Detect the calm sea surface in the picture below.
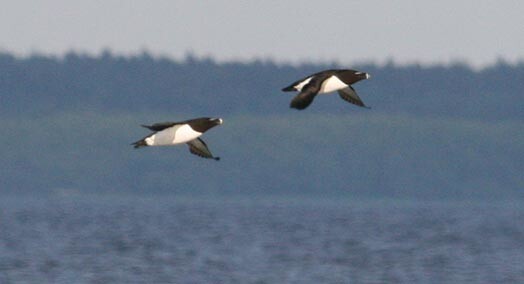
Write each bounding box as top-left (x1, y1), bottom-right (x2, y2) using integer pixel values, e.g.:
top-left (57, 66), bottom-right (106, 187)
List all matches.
top-left (0, 195), bottom-right (523, 283)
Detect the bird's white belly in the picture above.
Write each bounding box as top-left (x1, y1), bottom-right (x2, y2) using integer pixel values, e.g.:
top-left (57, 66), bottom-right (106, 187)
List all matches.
top-left (319, 76), bottom-right (348, 93)
top-left (146, 124), bottom-right (201, 146)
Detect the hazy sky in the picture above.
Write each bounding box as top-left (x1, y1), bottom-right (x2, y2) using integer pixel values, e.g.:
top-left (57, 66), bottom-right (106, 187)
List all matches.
top-left (1, 1), bottom-right (523, 68)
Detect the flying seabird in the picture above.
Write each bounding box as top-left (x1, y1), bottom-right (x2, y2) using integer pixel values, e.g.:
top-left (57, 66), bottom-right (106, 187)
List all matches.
top-left (282, 69), bottom-right (371, 110)
top-left (132, 117), bottom-right (223, 160)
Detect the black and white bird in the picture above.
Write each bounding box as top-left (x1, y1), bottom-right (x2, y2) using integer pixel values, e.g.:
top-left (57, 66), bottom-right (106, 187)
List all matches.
top-left (132, 117), bottom-right (223, 160)
top-left (282, 69), bottom-right (371, 110)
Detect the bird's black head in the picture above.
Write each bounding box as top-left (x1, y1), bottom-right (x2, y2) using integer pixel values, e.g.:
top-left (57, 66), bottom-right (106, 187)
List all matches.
top-left (355, 71), bottom-right (371, 80)
top-left (337, 69), bottom-right (371, 85)
top-left (189, 117), bottom-right (224, 133)
top-left (211, 118), bottom-right (224, 125)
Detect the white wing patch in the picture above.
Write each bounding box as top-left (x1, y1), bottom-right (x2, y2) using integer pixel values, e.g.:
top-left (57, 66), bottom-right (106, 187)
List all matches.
top-left (294, 77), bottom-right (312, 91)
top-left (146, 124), bottom-right (202, 146)
top-left (319, 75), bottom-right (348, 94)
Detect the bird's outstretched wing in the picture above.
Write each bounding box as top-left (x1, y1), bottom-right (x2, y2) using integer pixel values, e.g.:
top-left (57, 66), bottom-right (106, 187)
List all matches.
top-left (186, 138), bottom-right (220, 160)
top-left (337, 86), bottom-right (370, 108)
top-left (289, 76), bottom-right (325, 110)
top-left (141, 122), bottom-right (180, 131)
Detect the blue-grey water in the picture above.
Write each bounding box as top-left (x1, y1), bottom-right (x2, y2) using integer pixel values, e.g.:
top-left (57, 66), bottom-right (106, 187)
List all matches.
top-left (0, 196), bottom-right (523, 283)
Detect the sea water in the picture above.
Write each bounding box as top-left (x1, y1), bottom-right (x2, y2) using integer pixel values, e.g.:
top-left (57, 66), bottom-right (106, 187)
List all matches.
top-left (0, 195), bottom-right (523, 283)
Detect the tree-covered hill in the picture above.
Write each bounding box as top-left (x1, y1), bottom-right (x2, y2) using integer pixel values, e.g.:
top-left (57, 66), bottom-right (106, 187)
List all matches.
top-left (1, 51), bottom-right (523, 121)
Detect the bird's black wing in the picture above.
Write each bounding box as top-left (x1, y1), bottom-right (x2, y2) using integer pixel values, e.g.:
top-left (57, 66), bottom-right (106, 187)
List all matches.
top-left (187, 138), bottom-right (220, 160)
top-left (289, 75), bottom-right (327, 110)
top-left (141, 122), bottom-right (180, 131)
top-left (337, 86), bottom-right (370, 108)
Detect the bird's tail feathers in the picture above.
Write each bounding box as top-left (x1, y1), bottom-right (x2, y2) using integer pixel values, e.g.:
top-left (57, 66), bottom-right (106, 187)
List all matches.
top-left (131, 139), bottom-right (148, 149)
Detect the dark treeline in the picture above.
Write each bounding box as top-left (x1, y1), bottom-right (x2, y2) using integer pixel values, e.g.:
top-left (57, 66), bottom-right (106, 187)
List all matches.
top-left (1, 51), bottom-right (523, 121)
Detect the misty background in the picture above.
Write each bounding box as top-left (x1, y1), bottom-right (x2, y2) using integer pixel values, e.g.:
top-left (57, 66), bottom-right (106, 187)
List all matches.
top-left (1, 51), bottom-right (522, 200)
